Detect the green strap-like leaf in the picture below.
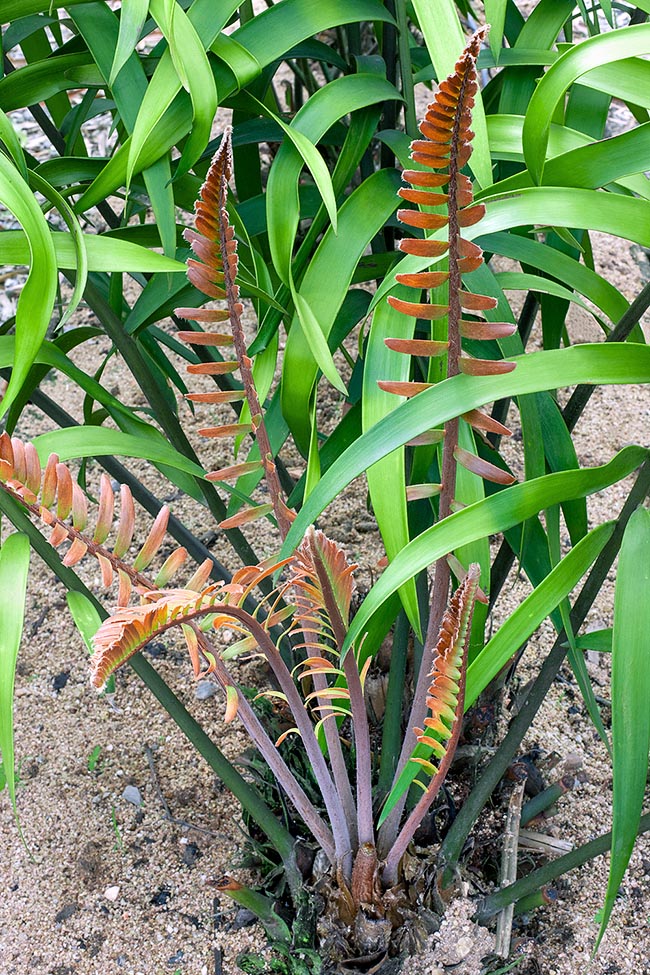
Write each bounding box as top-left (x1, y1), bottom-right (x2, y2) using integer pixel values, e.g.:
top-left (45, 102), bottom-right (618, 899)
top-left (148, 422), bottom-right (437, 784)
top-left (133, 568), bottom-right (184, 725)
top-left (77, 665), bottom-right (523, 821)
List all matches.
top-left (343, 447), bottom-right (646, 657)
top-left (523, 24), bottom-right (650, 182)
top-left (109, 0), bottom-right (150, 86)
top-left (466, 522), bottom-right (614, 705)
top-left (597, 506), bottom-right (650, 948)
top-left (32, 427), bottom-right (206, 479)
top-left (0, 153), bottom-right (57, 421)
top-left (0, 533), bottom-right (30, 824)
top-left (281, 344), bottom-right (650, 559)
top-left (0, 230), bottom-right (184, 272)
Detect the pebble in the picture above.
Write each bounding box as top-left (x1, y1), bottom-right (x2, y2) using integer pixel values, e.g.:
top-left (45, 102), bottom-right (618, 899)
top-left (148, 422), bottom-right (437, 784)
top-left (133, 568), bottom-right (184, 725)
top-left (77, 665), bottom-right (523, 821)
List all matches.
top-left (54, 903), bottom-right (78, 922)
top-left (104, 885), bottom-right (120, 902)
top-left (122, 785), bottom-right (143, 806)
top-left (52, 671), bottom-right (70, 692)
top-left (195, 680), bottom-right (219, 700)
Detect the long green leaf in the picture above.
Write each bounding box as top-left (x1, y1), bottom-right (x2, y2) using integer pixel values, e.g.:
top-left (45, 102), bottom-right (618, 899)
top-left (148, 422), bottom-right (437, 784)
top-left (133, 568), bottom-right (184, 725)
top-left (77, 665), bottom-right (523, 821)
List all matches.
top-left (466, 522), bottom-right (614, 705)
top-left (0, 230), bottom-right (184, 272)
top-left (283, 345), bottom-right (650, 558)
top-left (0, 153), bottom-right (57, 420)
top-left (0, 533), bottom-right (30, 823)
top-left (523, 24), bottom-right (650, 182)
top-left (32, 427), bottom-right (206, 479)
top-left (597, 507), bottom-right (650, 948)
top-left (109, 0), bottom-right (150, 85)
top-left (343, 448), bottom-right (646, 657)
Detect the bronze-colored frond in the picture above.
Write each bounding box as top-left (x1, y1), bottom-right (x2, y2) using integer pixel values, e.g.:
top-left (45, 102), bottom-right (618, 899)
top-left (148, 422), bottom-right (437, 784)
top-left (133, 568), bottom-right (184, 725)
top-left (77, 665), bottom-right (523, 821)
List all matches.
top-left (0, 434), bottom-right (190, 606)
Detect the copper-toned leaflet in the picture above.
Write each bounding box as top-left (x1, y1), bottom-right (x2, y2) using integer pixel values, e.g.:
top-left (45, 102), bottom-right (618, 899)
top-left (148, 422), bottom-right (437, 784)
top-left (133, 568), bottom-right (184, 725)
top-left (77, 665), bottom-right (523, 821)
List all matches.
top-left (175, 307), bottom-right (231, 323)
top-left (384, 338), bottom-right (449, 357)
top-left (459, 292), bottom-right (498, 311)
top-left (186, 360), bottom-right (239, 375)
top-left (453, 446), bottom-right (516, 485)
top-left (398, 188), bottom-right (449, 207)
top-left (459, 320), bottom-right (517, 340)
top-left (402, 170), bottom-right (449, 188)
top-left (462, 409), bottom-right (513, 438)
top-left (219, 503), bottom-right (274, 530)
top-left (198, 423), bottom-right (253, 438)
top-left (396, 270), bottom-right (450, 289)
top-left (387, 296), bottom-right (449, 320)
top-left (376, 380), bottom-right (432, 397)
top-left (186, 390), bottom-right (246, 404)
top-left (176, 331), bottom-right (233, 346)
top-left (398, 238), bottom-right (449, 258)
top-left (397, 209), bottom-right (449, 231)
top-left (459, 357), bottom-right (517, 376)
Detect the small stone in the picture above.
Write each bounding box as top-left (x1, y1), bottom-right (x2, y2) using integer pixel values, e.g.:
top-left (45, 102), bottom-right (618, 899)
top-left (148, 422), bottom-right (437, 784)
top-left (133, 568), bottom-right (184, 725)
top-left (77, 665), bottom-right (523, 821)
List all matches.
top-left (122, 785), bottom-right (143, 806)
top-left (181, 842), bottom-right (201, 868)
top-left (52, 671), bottom-right (70, 692)
top-left (104, 885), bottom-right (120, 902)
top-left (232, 907), bottom-right (257, 930)
top-left (55, 903), bottom-right (78, 922)
top-left (195, 681), bottom-right (219, 701)
top-left (151, 885), bottom-right (172, 906)
top-left (167, 950), bottom-right (184, 965)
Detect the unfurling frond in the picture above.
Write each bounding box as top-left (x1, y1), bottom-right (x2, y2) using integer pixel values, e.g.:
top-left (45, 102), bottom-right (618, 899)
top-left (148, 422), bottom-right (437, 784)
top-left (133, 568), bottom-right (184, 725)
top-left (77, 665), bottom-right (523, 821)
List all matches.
top-left (384, 27), bottom-right (517, 488)
top-left (411, 563), bottom-right (481, 777)
top-left (287, 527), bottom-right (357, 652)
top-left (89, 555), bottom-right (291, 690)
top-left (0, 434), bottom-right (190, 605)
top-left (174, 128), bottom-right (291, 537)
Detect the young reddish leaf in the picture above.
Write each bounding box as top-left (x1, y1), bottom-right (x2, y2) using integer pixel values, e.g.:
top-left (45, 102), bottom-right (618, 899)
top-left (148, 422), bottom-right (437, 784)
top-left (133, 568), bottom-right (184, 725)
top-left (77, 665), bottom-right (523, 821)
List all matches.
top-left (396, 209), bottom-right (449, 231)
top-left (387, 297), bottom-right (450, 320)
top-left (462, 409), bottom-right (512, 437)
top-left (206, 461), bottom-right (262, 482)
top-left (133, 506), bottom-right (170, 572)
top-left (219, 503), bottom-right (273, 530)
top-left (176, 331), bottom-right (234, 346)
top-left (398, 238), bottom-right (450, 258)
top-left (113, 484), bottom-right (135, 558)
top-left (384, 338), bottom-right (449, 357)
top-left (62, 537), bottom-right (88, 567)
top-left (55, 463), bottom-right (73, 521)
top-left (154, 548), bottom-right (188, 588)
top-left (97, 553), bottom-right (114, 588)
top-left (459, 320), bottom-right (517, 340)
top-left (117, 569), bottom-right (132, 607)
top-left (376, 380), bottom-right (433, 397)
top-left (93, 473), bottom-right (114, 545)
top-left (186, 390), bottom-right (247, 404)
top-left (0, 432), bottom-right (14, 481)
top-left (10, 438), bottom-right (26, 484)
top-left (453, 446), bottom-right (516, 485)
top-left (395, 270), bottom-right (450, 288)
top-left (224, 685), bottom-right (239, 723)
top-left (459, 357), bottom-right (517, 376)
top-left (407, 429), bottom-right (446, 446)
top-left (198, 423), bottom-right (253, 438)
top-left (459, 292), bottom-right (498, 311)
top-left (175, 306), bottom-right (231, 323)
top-left (406, 483), bottom-right (442, 501)
top-left (185, 558), bottom-right (214, 592)
top-left (186, 360), bottom-right (239, 375)
top-left (23, 442), bottom-right (41, 497)
top-left (71, 482), bottom-right (88, 531)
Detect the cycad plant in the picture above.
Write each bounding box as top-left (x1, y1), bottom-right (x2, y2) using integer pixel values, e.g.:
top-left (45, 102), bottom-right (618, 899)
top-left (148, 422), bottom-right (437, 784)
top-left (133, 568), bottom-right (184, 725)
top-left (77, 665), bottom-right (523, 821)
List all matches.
top-left (3, 7), bottom-right (650, 969)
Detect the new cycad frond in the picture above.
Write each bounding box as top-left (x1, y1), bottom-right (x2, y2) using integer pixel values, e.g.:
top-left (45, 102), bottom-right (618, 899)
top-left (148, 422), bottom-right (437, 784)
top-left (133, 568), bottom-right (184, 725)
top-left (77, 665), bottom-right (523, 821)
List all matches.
top-left (381, 563), bottom-right (481, 883)
top-left (174, 127), bottom-right (292, 537)
top-left (383, 25), bottom-right (517, 489)
top-left (0, 432), bottom-right (203, 606)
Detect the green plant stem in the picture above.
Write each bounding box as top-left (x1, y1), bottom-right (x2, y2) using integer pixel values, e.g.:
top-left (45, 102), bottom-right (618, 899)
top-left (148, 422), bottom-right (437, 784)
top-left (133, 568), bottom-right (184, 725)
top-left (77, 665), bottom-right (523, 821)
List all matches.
top-left (0, 489), bottom-right (301, 889)
top-left (394, 0), bottom-right (417, 137)
top-left (475, 810), bottom-right (650, 922)
top-left (437, 459), bottom-right (650, 885)
top-left (377, 610), bottom-right (409, 798)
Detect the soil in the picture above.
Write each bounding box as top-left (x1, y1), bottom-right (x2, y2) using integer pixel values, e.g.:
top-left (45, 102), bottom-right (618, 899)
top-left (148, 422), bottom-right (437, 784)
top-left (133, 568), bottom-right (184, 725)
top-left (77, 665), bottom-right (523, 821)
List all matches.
top-left (2, 33), bottom-right (650, 975)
